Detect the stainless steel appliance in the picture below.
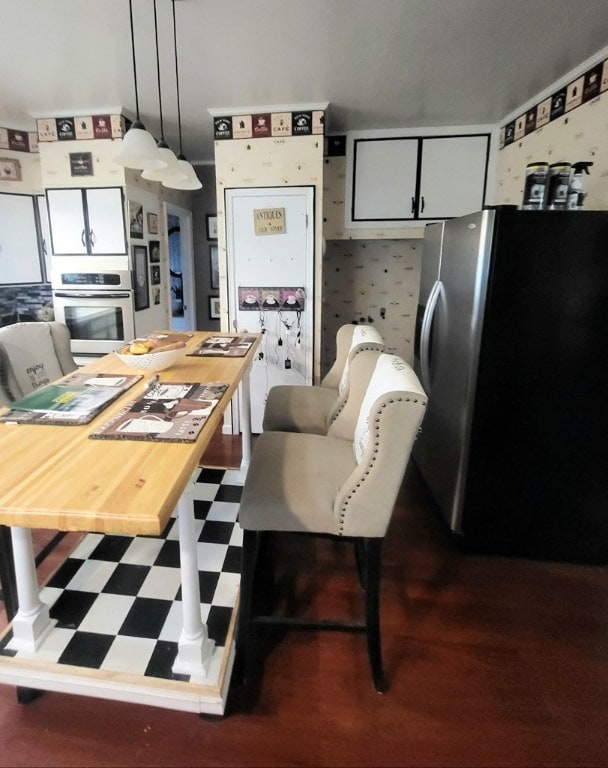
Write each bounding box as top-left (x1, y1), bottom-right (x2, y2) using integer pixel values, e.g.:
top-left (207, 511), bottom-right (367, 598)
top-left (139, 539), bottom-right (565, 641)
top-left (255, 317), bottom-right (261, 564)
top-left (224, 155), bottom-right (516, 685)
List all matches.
top-left (414, 206), bottom-right (608, 564)
top-left (51, 260), bottom-right (135, 357)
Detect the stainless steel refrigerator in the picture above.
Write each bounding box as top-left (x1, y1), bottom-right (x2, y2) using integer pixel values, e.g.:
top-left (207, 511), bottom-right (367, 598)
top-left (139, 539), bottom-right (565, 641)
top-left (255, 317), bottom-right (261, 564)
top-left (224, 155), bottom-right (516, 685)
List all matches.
top-left (413, 206), bottom-right (608, 564)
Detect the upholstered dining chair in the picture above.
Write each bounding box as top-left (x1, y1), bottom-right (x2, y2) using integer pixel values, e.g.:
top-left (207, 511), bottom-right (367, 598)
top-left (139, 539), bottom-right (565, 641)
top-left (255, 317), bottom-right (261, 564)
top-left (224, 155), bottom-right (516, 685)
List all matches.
top-left (0, 321), bottom-right (77, 401)
top-left (235, 351), bottom-right (428, 693)
top-left (262, 323), bottom-right (384, 435)
top-left (0, 321), bottom-right (77, 624)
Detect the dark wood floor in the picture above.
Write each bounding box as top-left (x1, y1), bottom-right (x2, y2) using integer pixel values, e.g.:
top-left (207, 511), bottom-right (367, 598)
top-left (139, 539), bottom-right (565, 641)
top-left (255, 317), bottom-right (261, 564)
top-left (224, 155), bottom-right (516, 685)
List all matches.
top-left (1, 425), bottom-right (608, 767)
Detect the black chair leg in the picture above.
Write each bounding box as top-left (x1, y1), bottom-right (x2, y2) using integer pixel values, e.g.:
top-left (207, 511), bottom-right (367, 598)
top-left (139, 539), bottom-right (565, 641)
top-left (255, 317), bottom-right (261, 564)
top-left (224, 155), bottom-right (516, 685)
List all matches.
top-left (354, 538), bottom-right (366, 590)
top-left (0, 525), bottom-right (18, 621)
top-left (364, 537), bottom-right (387, 693)
top-left (234, 529), bottom-right (260, 686)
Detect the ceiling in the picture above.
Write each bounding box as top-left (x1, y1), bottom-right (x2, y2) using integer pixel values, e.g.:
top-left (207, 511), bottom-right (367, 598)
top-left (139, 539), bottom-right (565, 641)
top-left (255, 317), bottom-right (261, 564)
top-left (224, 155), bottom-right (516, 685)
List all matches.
top-left (2, 0), bottom-right (608, 164)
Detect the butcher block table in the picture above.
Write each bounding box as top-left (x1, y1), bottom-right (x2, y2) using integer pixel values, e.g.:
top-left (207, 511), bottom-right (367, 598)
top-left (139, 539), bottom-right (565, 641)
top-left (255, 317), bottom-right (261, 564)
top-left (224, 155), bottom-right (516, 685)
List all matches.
top-left (0, 330), bottom-right (259, 714)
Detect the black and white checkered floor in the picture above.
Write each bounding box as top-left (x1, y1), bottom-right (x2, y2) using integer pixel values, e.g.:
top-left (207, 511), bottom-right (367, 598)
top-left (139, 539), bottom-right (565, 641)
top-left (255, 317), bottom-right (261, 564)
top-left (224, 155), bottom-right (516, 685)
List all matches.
top-left (0, 468), bottom-right (244, 705)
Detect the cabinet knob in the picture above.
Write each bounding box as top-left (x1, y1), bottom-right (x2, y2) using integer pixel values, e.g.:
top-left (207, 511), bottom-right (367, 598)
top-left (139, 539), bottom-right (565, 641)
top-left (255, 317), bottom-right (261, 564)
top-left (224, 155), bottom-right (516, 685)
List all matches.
top-left (411, 197), bottom-right (416, 214)
top-left (81, 229), bottom-right (86, 246)
top-left (421, 196), bottom-right (425, 213)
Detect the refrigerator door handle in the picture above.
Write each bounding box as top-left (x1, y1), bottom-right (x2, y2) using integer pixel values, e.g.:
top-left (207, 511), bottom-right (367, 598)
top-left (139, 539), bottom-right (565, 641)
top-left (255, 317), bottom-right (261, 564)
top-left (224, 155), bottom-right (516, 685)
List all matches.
top-left (420, 279), bottom-right (442, 391)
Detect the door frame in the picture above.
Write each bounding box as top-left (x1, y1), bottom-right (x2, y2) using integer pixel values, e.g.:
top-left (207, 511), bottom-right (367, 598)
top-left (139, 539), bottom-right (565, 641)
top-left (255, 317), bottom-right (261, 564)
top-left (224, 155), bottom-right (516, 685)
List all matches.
top-left (164, 202), bottom-right (196, 331)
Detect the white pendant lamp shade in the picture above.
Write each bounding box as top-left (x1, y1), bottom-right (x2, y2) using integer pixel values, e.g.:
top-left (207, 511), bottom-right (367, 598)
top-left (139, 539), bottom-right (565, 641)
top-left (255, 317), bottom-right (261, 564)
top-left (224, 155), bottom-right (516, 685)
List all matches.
top-left (141, 143), bottom-right (181, 181)
top-left (115, 122), bottom-right (167, 171)
top-left (162, 156), bottom-right (202, 190)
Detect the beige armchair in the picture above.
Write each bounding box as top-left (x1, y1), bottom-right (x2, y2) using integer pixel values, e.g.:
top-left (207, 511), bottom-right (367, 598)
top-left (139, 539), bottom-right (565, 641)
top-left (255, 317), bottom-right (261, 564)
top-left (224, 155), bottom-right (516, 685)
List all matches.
top-left (262, 323), bottom-right (384, 435)
top-left (236, 351), bottom-right (427, 693)
top-left (0, 321), bottom-right (77, 402)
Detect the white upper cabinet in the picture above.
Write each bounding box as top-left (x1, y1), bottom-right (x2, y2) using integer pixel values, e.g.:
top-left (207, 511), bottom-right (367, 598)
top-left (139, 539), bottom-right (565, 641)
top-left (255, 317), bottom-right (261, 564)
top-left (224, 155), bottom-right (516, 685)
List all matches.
top-left (418, 135), bottom-right (489, 220)
top-left (46, 187), bottom-right (127, 256)
top-left (0, 193), bottom-right (43, 285)
top-left (345, 129), bottom-right (490, 229)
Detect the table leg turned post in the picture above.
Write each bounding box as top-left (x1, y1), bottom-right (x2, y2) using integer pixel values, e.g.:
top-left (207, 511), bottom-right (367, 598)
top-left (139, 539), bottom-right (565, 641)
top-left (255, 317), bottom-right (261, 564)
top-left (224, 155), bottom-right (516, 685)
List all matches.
top-left (9, 527), bottom-right (55, 651)
top-left (172, 481), bottom-right (215, 677)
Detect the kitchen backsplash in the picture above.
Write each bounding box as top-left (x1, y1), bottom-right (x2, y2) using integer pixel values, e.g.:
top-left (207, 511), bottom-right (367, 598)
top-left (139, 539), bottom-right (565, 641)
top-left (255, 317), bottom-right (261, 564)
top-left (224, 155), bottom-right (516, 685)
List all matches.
top-left (0, 284), bottom-right (53, 329)
top-left (321, 239), bottom-right (420, 374)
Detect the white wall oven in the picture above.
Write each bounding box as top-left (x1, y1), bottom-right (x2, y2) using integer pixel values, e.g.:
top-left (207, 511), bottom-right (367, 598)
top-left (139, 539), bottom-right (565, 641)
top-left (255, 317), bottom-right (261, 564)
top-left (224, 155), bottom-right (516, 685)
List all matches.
top-left (51, 264), bottom-right (135, 356)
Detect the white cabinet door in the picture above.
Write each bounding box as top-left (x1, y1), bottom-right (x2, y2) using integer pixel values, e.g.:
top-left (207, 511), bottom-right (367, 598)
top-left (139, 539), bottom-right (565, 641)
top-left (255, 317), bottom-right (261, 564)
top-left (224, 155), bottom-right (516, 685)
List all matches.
top-left (0, 193), bottom-right (43, 284)
top-left (46, 188), bottom-right (88, 255)
top-left (351, 138), bottom-right (418, 221)
top-left (46, 187), bottom-right (127, 255)
top-left (418, 135), bottom-right (489, 219)
top-left (86, 187), bottom-right (127, 254)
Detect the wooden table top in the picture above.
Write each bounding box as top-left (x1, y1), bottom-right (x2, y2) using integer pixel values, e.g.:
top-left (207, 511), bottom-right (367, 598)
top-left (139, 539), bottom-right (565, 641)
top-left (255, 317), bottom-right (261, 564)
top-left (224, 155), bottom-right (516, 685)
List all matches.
top-left (0, 331), bottom-right (259, 536)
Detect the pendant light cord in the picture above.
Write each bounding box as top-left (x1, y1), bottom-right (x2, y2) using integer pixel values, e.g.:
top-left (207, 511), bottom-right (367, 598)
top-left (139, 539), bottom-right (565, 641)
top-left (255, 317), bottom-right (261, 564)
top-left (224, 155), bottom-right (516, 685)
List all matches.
top-left (172, 0), bottom-right (184, 156)
top-left (153, 0), bottom-right (165, 141)
top-left (128, 0), bottom-right (141, 120)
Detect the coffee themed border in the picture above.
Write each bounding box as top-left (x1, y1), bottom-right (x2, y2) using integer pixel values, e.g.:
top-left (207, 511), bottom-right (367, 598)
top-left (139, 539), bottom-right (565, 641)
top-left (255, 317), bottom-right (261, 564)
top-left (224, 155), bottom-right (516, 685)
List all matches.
top-left (499, 57), bottom-right (608, 149)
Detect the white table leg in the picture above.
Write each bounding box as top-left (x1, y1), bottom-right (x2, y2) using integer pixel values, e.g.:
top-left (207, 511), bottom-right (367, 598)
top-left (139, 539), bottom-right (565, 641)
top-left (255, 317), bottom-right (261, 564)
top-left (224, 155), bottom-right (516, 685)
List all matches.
top-left (172, 480), bottom-right (215, 676)
top-left (238, 361), bottom-right (253, 475)
top-left (9, 527), bottom-right (55, 652)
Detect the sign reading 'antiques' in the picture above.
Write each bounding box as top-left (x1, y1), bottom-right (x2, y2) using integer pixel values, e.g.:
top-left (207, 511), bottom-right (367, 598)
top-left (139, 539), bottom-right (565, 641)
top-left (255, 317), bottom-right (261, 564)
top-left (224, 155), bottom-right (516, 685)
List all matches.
top-left (253, 207), bottom-right (286, 236)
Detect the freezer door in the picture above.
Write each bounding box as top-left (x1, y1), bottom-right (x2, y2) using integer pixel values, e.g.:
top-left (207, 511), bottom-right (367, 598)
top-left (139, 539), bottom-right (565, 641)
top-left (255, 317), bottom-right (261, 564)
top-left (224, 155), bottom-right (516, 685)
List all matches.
top-left (413, 209), bottom-right (494, 532)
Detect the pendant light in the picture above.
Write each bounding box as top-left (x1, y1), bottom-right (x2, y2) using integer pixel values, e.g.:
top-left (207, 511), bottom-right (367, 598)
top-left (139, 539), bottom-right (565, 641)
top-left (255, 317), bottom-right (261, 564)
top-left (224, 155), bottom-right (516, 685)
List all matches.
top-left (163, 0), bottom-right (202, 190)
top-left (141, 0), bottom-right (181, 181)
top-left (115, 0), bottom-right (167, 171)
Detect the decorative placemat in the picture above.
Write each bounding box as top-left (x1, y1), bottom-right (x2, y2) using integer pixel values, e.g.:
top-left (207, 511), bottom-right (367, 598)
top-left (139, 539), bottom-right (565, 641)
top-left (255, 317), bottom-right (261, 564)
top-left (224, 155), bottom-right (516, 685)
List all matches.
top-left (187, 335), bottom-right (256, 358)
top-left (0, 373), bottom-right (142, 426)
top-left (89, 382), bottom-right (228, 443)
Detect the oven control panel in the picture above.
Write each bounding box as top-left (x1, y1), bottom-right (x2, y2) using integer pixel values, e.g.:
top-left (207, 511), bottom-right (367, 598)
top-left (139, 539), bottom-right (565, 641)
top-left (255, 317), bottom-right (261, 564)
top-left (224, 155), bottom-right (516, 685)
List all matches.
top-left (54, 270), bottom-right (132, 290)
top-left (62, 272), bottom-right (121, 286)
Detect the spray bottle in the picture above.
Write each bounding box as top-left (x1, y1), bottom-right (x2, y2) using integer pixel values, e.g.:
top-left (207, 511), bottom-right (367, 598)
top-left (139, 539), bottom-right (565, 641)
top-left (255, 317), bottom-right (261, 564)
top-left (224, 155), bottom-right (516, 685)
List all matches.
top-left (567, 162), bottom-right (594, 210)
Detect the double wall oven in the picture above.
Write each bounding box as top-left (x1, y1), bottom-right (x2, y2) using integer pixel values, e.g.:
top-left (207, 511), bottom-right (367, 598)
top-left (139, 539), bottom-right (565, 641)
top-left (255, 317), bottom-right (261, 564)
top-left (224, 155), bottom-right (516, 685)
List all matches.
top-left (51, 257), bottom-right (135, 359)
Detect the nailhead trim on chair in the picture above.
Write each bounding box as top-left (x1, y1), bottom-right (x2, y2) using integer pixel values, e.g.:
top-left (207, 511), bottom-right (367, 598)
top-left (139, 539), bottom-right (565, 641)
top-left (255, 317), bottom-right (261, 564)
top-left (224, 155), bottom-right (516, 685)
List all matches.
top-left (330, 341), bottom-right (386, 423)
top-left (337, 394), bottom-right (427, 535)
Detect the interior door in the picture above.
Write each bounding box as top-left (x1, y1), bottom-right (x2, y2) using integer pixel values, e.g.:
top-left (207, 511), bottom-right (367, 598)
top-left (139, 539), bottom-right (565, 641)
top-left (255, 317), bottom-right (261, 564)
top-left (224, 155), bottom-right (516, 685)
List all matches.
top-left (226, 186), bottom-right (314, 433)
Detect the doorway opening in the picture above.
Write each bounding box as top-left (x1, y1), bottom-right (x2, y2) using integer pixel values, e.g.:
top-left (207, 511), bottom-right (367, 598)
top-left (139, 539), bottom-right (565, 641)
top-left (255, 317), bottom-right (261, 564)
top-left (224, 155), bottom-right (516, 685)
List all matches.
top-left (165, 203), bottom-right (195, 332)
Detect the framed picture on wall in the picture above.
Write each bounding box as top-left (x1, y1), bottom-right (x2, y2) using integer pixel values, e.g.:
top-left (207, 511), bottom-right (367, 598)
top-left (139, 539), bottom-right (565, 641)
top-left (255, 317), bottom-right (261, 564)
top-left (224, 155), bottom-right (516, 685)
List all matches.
top-left (151, 264), bottom-right (161, 285)
top-left (149, 240), bottom-right (160, 263)
top-left (206, 214), bottom-right (218, 240)
top-left (129, 201), bottom-right (144, 239)
top-left (209, 296), bottom-right (220, 319)
top-left (132, 245), bottom-right (149, 311)
top-left (209, 244), bottom-right (219, 289)
top-left (147, 212), bottom-right (159, 235)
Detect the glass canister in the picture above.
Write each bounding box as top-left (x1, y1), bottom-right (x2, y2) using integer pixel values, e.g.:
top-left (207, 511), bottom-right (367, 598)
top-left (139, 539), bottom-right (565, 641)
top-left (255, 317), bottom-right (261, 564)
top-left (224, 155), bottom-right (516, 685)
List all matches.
top-left (521, 161), bottom-right (549, 209)
top-left (545, 162), bottom-right (571, 210)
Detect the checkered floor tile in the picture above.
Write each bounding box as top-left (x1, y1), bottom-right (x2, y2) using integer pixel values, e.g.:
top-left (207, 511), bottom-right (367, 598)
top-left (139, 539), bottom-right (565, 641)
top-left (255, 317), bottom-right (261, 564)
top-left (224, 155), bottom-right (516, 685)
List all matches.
top-left (0, 468), bottom-right (244, 684)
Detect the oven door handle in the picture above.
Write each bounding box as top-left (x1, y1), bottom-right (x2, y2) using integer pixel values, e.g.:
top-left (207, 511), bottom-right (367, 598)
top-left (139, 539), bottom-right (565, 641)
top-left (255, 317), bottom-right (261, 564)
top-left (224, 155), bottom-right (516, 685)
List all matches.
top-left (53, 291), bottom-right (132, 299)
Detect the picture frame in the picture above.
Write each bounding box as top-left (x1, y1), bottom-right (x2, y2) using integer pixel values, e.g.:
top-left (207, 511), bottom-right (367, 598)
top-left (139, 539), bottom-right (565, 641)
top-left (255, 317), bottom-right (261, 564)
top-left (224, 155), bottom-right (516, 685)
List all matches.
top-left (149, 240), bottom-right (160, 263)
top-left (129, 200), bottom-right (144, 239)
top-left (151, 264), bottom-right (161, 285)
top-left (209, 296), bottom-right (221, 319)
top-left (0, 157), bottom-right (22, 181)
top-left (132, 245), bottom-right (149, 311)
top-left (209, 244), bottom-right (219, 289)
top-left (206, 214), bottom-right (218, 240)
top-left (147, 212), bottom-right (159, 235)
top-left (152, 287), bottom-right (161, 306)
